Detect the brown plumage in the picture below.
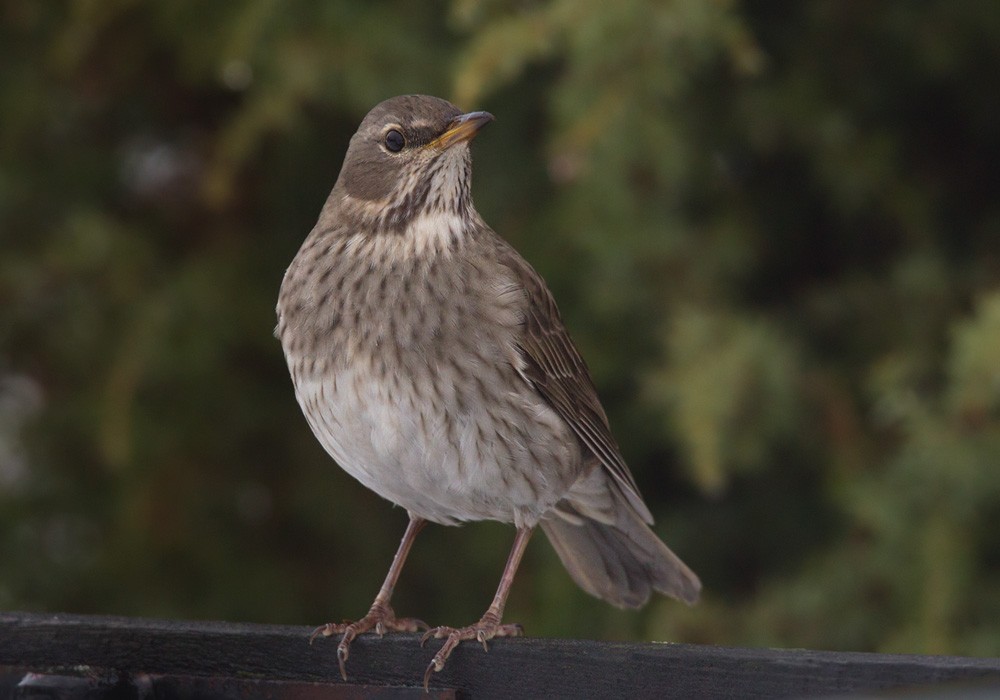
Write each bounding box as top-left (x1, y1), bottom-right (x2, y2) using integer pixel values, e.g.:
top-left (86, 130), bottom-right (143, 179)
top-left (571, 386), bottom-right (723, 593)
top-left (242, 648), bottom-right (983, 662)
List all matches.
top-left (275, 94), bottom-right (700, 687)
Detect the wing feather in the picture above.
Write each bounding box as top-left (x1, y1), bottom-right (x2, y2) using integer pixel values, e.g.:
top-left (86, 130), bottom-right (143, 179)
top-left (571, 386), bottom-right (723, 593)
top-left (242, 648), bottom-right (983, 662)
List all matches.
top-left (499, 249), bottom-right (655, 524)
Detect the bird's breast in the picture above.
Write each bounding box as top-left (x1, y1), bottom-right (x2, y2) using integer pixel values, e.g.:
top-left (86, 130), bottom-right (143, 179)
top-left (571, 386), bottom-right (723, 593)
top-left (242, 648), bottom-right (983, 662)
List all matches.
top-left (278, 224), bottom-right (581, 527)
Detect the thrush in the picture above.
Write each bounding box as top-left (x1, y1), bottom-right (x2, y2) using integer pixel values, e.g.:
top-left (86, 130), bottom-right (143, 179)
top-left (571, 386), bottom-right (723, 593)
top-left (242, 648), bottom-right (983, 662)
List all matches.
top-left (276, 94), bottom-right (700, 688)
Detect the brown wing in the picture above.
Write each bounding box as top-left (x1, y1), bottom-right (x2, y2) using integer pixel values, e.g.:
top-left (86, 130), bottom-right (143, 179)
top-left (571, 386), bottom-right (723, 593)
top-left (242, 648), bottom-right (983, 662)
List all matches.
top-left (500, 249), bottom-right (655, 525)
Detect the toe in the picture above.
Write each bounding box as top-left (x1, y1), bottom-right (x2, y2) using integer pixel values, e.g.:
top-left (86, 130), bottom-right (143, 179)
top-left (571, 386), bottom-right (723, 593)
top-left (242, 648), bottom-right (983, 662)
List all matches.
top-left (309, 622), bottom-right (341, 644)
top-left (422, 658), bottom-right (438, 691)
top-left (336, 644), bottom-right (350, 680)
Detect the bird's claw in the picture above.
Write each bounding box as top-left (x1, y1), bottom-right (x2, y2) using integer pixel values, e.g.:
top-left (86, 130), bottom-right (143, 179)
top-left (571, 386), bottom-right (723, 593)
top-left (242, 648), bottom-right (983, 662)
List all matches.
top-left (421, 619), bottom-right (523, 690)
top-left (336, 642), bottom-right (351, 680)
top-left (310, 603), bottom-right (427, 680)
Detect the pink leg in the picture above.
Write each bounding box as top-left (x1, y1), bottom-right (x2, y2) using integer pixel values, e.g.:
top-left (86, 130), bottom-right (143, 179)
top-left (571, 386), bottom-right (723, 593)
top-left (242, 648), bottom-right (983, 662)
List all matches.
top-left (421, 527), bottom-right (534, 689)
top-left (311, 516), bottom-right (428, 679)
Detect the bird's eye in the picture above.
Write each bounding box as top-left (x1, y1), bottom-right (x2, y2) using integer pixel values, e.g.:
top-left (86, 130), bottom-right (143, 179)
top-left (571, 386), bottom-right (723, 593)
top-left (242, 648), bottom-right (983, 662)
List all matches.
top-left (384, 129), bottom-right (405, 152)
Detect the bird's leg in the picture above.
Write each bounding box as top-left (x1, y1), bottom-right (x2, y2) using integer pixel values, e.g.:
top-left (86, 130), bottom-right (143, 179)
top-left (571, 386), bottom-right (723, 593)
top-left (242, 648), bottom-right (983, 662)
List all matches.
top-left (421, 527), bottom-right (533, 689)
top-left (310, 515), bottom-right (428, 679)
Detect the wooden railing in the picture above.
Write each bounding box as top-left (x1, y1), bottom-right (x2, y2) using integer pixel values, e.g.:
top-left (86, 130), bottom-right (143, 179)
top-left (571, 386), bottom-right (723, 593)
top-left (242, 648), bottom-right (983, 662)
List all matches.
top-left (2, 612), bottom-right (999, 698)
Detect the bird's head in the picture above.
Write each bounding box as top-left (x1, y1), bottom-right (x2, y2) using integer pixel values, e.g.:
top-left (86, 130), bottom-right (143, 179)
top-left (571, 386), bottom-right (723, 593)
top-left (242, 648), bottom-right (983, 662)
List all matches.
top-left (331, 95), bottom-right (494, 234)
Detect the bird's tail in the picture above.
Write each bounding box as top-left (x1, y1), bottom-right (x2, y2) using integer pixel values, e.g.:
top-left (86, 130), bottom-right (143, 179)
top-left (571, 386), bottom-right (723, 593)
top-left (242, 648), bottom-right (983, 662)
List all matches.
top-left (540, 499), bottom-right (701, 609)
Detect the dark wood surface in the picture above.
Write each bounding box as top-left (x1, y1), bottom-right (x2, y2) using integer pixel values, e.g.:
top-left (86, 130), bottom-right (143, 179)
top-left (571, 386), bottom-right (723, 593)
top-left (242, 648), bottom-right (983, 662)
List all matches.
top-left (1, 611), bottom-right (999, 698)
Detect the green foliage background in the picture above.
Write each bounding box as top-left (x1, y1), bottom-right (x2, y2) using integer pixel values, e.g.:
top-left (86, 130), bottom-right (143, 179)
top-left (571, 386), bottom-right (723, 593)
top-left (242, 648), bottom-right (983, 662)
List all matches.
top-left (2, 1), bottom-right (999, 656)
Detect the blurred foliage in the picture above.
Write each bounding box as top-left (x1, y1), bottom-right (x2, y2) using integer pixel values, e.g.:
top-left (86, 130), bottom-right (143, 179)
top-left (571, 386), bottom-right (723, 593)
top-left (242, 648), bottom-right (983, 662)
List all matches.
top-left (2, 0), bottom-right (999, 658)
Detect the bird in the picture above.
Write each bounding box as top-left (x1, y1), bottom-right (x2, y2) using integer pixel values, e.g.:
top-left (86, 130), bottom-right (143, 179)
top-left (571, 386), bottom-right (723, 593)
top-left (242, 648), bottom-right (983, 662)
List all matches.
top-left (275, 94), bottom-right (700, 688)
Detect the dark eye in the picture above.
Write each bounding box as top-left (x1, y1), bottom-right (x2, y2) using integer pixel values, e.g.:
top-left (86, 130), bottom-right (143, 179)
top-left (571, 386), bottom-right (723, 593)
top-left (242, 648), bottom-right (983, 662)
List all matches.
top-left (384, 129), bottom-right (405, 152)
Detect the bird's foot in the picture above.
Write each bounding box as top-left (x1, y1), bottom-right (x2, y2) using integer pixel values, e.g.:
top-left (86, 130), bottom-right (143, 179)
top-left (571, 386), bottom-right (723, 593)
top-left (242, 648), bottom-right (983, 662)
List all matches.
top-left (310, 601), bottom-right (427, 680)
top-left (420, 612), bottom-right (523, 689)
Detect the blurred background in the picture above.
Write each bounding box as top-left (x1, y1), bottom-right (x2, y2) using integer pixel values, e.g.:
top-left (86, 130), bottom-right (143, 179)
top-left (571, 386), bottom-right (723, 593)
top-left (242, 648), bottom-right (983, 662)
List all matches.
top-left (2, 0), bottom-right (1000, 657)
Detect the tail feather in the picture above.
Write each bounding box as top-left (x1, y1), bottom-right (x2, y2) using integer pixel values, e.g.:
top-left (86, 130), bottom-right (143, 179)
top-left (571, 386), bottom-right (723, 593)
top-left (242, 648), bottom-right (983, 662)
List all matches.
top-left (541, 504), bottom-right (701, 609)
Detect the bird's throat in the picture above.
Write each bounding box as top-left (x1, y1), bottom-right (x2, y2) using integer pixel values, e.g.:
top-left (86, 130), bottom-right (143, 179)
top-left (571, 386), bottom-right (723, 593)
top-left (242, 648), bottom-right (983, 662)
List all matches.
top-left (344, 211), bottom-right (471, 261)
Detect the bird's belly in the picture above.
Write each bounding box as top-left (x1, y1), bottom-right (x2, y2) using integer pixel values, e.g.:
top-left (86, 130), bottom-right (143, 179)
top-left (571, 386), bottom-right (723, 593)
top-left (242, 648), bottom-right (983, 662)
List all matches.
top-left (292, 358), bottom-right (579, 528)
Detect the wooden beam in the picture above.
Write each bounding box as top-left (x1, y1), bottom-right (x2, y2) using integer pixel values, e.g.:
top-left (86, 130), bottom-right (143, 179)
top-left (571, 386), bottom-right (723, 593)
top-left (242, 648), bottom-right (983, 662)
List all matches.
top-left (1, 612), bottom-right (999, 698)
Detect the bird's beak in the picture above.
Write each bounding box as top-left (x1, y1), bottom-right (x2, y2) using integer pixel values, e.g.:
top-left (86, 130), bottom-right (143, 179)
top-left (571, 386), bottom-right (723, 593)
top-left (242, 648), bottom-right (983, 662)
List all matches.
top-left (428, 111), bottom-right (494, 150)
